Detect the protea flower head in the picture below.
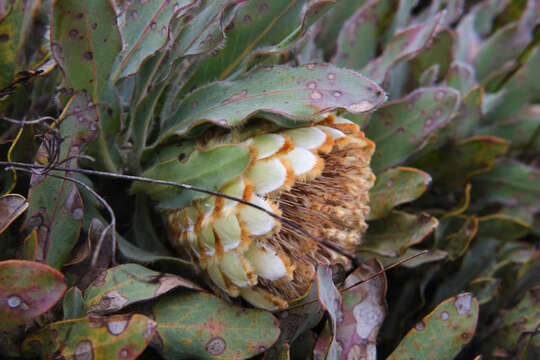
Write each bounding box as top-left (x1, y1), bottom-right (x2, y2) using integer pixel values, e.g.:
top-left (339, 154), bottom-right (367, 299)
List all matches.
top-left (166, 114), bottom-right (375, 310)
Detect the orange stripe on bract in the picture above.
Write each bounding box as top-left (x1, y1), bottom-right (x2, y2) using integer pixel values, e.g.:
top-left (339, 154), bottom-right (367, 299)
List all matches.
top-left (315, 128), bottom-right (335, 154)
top-left (273, 136), bottom-right (294, 157)
top-left (242, 179), bottom-right (254, 202)
top-left (212, 227), bottom-right (224, 259)
top-left (277, 158), bottom-right (295, 193)
top-left (238, 224), bottom-right (252, 251)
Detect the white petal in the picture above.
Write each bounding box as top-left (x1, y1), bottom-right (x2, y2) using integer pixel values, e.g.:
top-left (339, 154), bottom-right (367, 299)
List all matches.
top-left (199, 222), bottom-right (216, 256)
top-left (317, 125), bottom-right (346, 139)
top-left (246, 133), bottom-right (286, 159)
top-left (213, 213), bottom-right (242, 251)
top-left (219, 252), bottom-right (255, 287)
top-left (333, 116), bottom-right (355, 125)
top-left (220, 177), bottom-right (245, 211)
top-left (239, 288), bottom-right (283, 310)
top-left (246, 158), bottom-right (287, 194)
top-left (238, 195), bottom-right (275, 236)
top-left (282, 127), bottom-right (326, 149)
top-left (198, 196), bottom-right (215, 218)
top-left (207, 262), bottom-right (228, 292)
top-left (281, 147), bottom-right (317, 175)
top-left (245, 245), bottom-right (287, 280)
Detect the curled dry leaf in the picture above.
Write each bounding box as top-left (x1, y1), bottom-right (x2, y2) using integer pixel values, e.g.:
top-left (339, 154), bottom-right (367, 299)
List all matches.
top-left (85, 263), bottom-right (203, 314)
top-left (0, 194), bottom-right (28, 234)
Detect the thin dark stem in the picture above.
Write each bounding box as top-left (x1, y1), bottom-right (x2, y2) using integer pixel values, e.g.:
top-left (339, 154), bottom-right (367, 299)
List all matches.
top-left (1, 161), bottom-right (356, 262)
top-left (284, 250), bottom-right (429, 311)
top-left (8, 166), bottom-right (117, 266)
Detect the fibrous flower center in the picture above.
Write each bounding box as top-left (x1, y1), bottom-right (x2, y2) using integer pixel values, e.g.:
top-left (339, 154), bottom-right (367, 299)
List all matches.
top-left (167, 114), bottom-right (375, 309)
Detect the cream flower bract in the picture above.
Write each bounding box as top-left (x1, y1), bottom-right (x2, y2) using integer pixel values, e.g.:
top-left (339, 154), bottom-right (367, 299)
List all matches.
top-left (166, 114), bottom-right (375, 310)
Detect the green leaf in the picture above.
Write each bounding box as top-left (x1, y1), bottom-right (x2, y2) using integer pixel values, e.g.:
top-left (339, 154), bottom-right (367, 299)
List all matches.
top-left (173, 0), bottom-right (336, 102)
top-left (84, 263), bottom-right (202, 314)
top-left (168, 0), bottom-right (232, 61)
top-left (24, 92), bottom-right (98, 268)
top-left (133, 144), bottom-right (252, 209)
top-left (153, 291), bottom-right (280, 359)
top-left (437, 215), bottom-right (478, 261)
top-left (362, 12), bottom-right (444, 84)
top-left (387, 293), bottom-right (479, 359)
top-left (361, 211), bottom-right (438, 257)
top-left (413, 136), bottom-right (508, 188)
top-left (0, 193), bottom-right (27, 234)
top-left (0, 0), bottom-right (24, 89)
top-left (366, 87), bottom-right (460, 172)
top-left (467, 277), bottom-right (500, 305)
top-left (0, 260), bottom-right (66, 330)
top-left (21, 314), bottom-right (157, 360)
top-left (481, 285), bottom-right (540, 356)
top-left (477, 105), bottom-right (540, 151)
top-left (265, 282), bottom-right (323, 359)
top-left (446, 61), bottom-right (477, 94)
top-left (475, 0), bottom-right (538, 84)
top-left (454, 0), bottom-right (508, 64)
top-left (116, 235), bottom-right (195, 275)
top-left (50, 0), bottom-right (123, 171)
top-left (473, 160), bottom-right (540, 208)
top-left (159, 64), bottom-right (386, 141)
top-left (332, 0), bottom-right (399, 70)
top-left (110, 0), bottom-right (194, 80)
top-left (63, 287), bottom-right (85, 320)
top-left (475, 214), bottom-right (530, 242)
top-left (486, 47), bottom-right (540, 123)
top-left (376, 248), bottom-right (448, 269)
top-left (407, 30), bottom-right (454, 90)
top-left (315, 0), bottom-right (369, 56)
top-left (337, 259), bottom-right (387, 359)
top-left (50, 0), bottom-right (121, 99)
top-left (368, 166), bottom-right (431, 220)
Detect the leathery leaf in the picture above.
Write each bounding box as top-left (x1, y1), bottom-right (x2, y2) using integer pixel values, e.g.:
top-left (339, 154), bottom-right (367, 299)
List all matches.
top-left (368, 167), bottom-right (431, 220)
top-left (361, 211), bottom-right (438, 257)
top-left (24, 92), bottom-right (97, 269)
top-left (132, 144), bottom-right (252, 209)
top-left (84, 263), bottom-right (203, 314)
top-left (387, 293), bottom-right (479, 359)
top-left (337, 259), bottom-right (387, 360)
top-left (365, 87), bottom-right (460, 172)
top-left (314, 265), bottom-right (342, 360)
top-left (50, 0), bottom-right (121, 99)
top-left (21, 314), bottom-right (156, 359)
top-left (153, 291), bottom-right (280, 359)
top-left (0, 193), bottom-right (28, 234)
top-left (159, 63), bottom-right (386, 141)
top-left (0, 260), bottom-right (66, 330)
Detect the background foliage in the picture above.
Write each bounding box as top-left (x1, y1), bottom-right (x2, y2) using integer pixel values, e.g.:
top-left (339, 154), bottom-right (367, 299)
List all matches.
top-left (0, 0), bottom-right (539, 359)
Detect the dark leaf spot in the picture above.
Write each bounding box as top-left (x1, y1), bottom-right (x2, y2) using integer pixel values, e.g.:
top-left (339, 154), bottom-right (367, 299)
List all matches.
top-left (69, 29), bottom-right (79, 39)
top-left (243, 14), bottom-right (252, 24)
top-left (75, 13), bottom-right (83, 19)
top-left (259, 3), bottom-right (268, 13)
top-left (131, 10), bottom-right (139, 21)
top-left (206, 337), bottom-right (226, 356)
top-left (91, 23), bottom-right (97, 30)
top-left (0, 33), bottom-right (9, 42)
top-left (82, 52), bottom-right (93, 61)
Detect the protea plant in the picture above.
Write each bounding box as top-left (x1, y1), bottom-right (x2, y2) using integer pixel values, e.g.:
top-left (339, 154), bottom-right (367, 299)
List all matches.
top-left (164, 114), bottom-right (376, 309)
top-left (0, 0), bottom-right (539, 359)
